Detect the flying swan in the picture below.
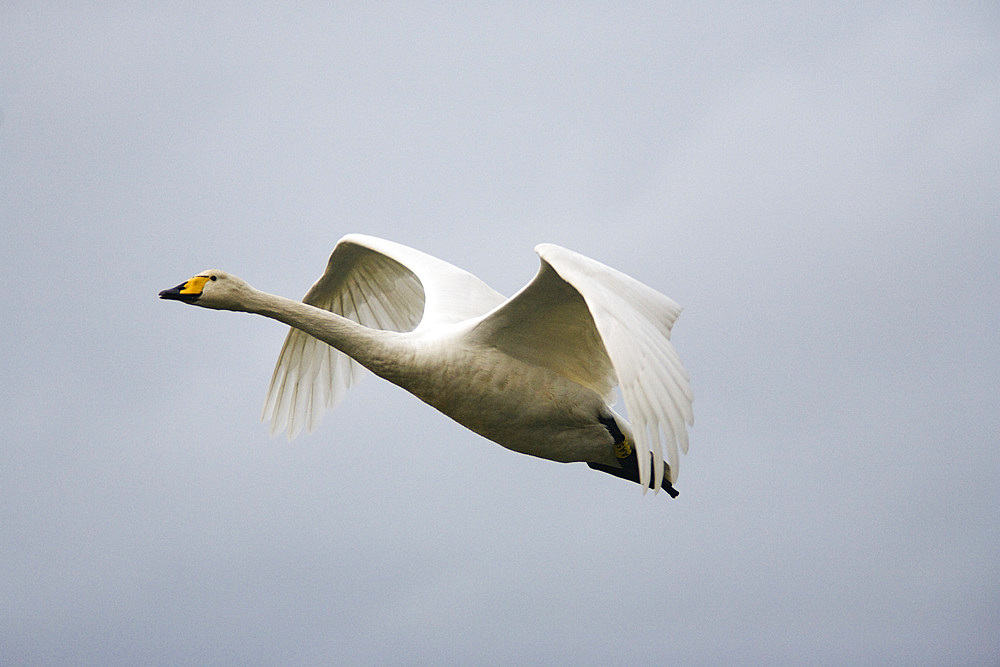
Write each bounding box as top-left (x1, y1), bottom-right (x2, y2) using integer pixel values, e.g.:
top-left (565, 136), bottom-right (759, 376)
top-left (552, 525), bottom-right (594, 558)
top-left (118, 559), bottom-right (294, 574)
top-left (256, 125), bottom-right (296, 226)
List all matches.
top-left (159, 234), bottom-right (693, 495)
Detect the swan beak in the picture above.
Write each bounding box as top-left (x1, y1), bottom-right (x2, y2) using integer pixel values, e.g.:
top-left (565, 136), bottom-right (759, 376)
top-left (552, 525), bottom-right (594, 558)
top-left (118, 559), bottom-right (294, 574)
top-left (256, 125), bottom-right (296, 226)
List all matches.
top-left (159, 275), bottom-right (208, 303)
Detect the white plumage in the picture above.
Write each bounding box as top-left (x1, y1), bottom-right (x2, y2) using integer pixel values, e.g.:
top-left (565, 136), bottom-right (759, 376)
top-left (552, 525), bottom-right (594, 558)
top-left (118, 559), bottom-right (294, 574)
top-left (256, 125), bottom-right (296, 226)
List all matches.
top-left (160, 234), bottom-right (693, 494)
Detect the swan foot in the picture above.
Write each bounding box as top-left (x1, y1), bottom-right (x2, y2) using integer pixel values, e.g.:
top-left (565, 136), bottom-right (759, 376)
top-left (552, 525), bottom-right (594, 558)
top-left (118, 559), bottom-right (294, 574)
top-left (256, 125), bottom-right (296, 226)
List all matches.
top-left (592, 416), bottom-right (679, 497)
top-left (587, 461), bottom-right (679, 497)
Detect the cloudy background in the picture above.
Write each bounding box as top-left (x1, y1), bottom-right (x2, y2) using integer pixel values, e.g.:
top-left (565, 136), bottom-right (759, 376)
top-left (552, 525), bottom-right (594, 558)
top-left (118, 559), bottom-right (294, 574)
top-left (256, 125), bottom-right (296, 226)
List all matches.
top-left (2, 3), bottom-right (997, 664)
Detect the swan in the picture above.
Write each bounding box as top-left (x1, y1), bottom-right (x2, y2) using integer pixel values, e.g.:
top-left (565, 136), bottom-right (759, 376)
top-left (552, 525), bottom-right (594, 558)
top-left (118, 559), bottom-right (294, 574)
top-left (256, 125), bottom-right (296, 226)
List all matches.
top-left (159, 234), bottom-right (693, 495)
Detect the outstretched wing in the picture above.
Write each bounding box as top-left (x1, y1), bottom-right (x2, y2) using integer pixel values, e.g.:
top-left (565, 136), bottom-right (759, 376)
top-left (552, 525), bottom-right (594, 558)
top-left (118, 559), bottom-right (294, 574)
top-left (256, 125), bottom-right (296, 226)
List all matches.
top-left (469, 244), bottom-right (693, 490)
top-left (262, 234), bottom-right (506, 439)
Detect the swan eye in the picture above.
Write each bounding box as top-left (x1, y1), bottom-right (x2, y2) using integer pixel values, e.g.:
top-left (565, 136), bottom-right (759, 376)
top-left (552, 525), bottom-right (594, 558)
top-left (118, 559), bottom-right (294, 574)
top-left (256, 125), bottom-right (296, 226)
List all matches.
top-left (210, 275), bottom-right (218, 281)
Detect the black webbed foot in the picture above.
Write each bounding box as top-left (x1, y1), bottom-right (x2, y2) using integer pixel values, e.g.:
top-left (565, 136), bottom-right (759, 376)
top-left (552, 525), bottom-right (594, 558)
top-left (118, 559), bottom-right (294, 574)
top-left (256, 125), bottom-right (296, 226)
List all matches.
top-left (587, 461), bottom-right (679, 497)
top-left (592, 416), bottom-right (679, 497)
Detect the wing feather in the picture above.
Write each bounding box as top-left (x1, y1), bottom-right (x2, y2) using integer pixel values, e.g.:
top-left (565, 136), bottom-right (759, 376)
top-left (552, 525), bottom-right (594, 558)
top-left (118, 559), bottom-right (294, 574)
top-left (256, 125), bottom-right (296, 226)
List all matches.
top-left (470, 243), bottom-right (693, 490)
top-left (262, 234), bottom-right (505, 439)
top-left (469, 262), bottom-right (617, 402)
top-left (536, 243), bottom-right (693, 489)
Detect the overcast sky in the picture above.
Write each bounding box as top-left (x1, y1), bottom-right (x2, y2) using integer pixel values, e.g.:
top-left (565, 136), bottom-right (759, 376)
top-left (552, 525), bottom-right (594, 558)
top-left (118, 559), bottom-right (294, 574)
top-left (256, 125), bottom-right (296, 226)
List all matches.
top-left (2, 3), bottom-right (998, 664)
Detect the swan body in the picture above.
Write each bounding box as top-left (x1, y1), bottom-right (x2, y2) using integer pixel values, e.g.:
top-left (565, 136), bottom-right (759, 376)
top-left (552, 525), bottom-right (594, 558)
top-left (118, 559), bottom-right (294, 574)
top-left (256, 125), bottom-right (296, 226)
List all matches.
top-left (159, 234), bottom-right (693, 494)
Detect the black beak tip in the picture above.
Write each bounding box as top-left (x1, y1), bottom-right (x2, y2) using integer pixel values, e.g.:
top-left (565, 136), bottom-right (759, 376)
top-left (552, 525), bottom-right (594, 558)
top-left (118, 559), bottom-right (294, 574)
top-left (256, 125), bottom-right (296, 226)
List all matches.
top-left (159, 283), bottom-right (193, 301)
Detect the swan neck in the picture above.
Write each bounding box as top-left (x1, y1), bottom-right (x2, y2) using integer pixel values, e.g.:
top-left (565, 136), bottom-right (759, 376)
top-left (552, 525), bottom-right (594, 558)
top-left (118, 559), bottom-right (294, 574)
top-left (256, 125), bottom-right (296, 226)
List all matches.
top-left (244, 288), bottom-right (400, 372)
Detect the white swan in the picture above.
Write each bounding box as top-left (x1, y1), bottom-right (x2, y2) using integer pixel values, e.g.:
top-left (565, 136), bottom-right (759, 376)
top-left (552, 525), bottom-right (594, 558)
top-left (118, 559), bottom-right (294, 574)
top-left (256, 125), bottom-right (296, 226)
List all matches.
top-left (159, 234), bottom-right (693, 495)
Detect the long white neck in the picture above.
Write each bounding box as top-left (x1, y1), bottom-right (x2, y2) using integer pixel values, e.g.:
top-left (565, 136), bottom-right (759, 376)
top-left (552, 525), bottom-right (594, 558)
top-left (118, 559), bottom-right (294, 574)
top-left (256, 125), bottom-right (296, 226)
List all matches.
top-left (238, 287), bottom-right (406, 378)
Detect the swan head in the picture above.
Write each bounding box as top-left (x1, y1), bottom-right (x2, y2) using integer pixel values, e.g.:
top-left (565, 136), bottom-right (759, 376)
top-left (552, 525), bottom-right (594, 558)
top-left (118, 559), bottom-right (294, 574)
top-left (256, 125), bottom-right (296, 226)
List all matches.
top-left (159, 270), bottom-right (251, 311)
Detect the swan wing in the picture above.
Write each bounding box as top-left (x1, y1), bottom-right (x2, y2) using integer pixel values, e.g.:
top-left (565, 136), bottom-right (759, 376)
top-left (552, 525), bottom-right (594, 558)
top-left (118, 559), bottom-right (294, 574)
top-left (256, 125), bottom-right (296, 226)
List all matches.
top-left (263, 234), bottom-right (506, 439)
top-left (470, 244), bottom-right (693, 490)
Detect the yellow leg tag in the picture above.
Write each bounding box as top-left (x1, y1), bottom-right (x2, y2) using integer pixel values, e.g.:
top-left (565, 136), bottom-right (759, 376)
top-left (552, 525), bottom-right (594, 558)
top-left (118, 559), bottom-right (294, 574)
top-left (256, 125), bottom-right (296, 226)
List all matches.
top-left (614, 438), bottom-right (632, 460)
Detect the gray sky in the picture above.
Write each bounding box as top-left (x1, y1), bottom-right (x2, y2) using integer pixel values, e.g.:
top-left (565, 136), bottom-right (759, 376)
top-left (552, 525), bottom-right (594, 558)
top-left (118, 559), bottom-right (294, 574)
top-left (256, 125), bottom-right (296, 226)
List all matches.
top-left (2, 3), bottom-right (998, 664)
